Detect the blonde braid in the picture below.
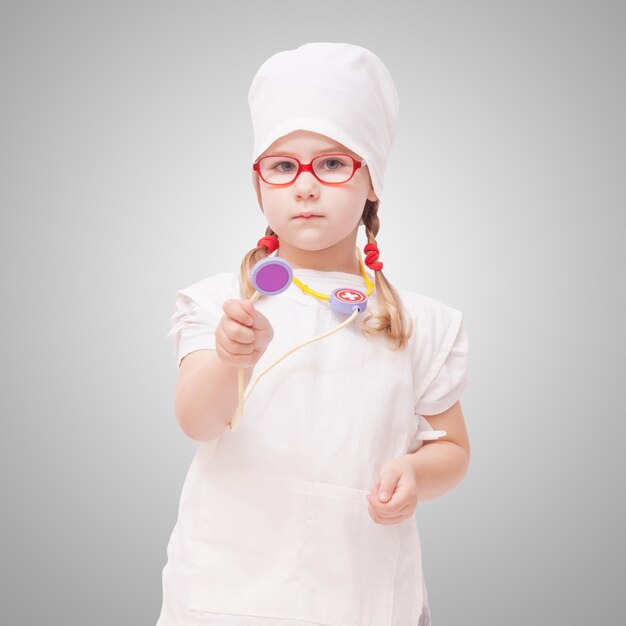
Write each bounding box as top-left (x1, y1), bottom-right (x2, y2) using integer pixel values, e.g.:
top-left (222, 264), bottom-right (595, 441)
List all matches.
top-left (357, 199), bottom-right (414, 350)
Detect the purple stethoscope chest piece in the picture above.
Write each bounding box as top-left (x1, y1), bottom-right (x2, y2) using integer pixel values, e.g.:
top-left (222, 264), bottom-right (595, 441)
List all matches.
top-left (250, 257), bottom-right (293, 295)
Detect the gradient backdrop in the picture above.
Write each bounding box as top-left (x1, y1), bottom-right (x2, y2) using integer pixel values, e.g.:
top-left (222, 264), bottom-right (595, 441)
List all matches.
top-left (1, 1), bottom-right (624, 624)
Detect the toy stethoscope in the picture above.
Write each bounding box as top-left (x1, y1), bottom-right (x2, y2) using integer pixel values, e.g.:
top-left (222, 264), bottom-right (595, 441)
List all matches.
top-left (228, 245), bottom-right (447, 443)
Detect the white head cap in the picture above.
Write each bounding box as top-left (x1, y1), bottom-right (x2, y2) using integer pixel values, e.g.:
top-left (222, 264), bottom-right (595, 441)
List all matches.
top-left (248, 42), bottom-right (400, 201)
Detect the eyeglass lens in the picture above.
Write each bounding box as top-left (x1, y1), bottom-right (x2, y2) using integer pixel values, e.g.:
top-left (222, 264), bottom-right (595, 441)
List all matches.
top-left (258, 155), bottom-right (354, 184)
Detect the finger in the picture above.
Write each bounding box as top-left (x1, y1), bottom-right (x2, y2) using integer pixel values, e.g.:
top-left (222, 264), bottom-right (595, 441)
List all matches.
top-left (216, 323), bottom-right (255, 355)
top-left (242, 298), bottom-right (268, 330)
top-left (223, 299), bottom-right (254, 327)
top-left (367, 501), bottom-right (411, 525)
top-left (240, 298), bottom-right (258, 322)
top-left (366, 493), bottom-right (397, 517)
top-left (222, 316), bottom-right (256, 345)
top-left (376, 479), bottom-right (395, 504)
top-left (366, 483), bottom-right (386, 508)
top-left (367, 503), bottom-right (383, 523)
top-left (366, 490), bottom-right (405, 517)
top-left (370, 481), bottom-right (396, 506)
top-left (367, 496), bottom-right (413, 521)
top-left (370, 502), bottom-right (413, 526)
top-left (215, 341), bottom-right (256, 368)
top-left (379, 500), bottom-right (414, 519)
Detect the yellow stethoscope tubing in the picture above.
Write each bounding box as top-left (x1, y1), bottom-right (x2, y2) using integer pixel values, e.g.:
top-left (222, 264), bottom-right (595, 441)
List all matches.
top-left (291, 254), bottom-right (374, 300)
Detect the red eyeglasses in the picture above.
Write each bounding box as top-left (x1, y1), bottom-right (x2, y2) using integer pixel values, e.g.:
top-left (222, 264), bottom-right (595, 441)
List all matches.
top-left (253, 153), bottom-right (366, 186)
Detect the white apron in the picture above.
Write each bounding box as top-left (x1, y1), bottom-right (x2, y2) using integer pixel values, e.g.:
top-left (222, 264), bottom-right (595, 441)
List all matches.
top-left (157, 268), bottom-right (465, 626)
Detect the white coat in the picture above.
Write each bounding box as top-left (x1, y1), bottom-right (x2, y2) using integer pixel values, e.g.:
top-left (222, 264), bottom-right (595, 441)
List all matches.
top-left (157, 268), bottom-right (469, 626)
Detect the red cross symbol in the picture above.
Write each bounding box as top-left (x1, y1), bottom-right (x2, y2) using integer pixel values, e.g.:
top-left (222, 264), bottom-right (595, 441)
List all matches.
top-left (336, 289), bottom-right (365, 303)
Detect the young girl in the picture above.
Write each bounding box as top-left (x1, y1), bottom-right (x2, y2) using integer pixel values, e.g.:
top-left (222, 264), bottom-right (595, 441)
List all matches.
top-left (157, 42), bottom-right (470, 626)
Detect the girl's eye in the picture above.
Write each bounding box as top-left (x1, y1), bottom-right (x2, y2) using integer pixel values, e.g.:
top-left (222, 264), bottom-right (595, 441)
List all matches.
top-left (320, 158), bottom-right (346, 170)
top-left (275, 161), bottom-right (296, 172)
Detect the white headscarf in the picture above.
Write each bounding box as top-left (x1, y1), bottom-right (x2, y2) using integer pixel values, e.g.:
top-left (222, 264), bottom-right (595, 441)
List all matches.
top-left (248, 42), bottom-right (400, 201)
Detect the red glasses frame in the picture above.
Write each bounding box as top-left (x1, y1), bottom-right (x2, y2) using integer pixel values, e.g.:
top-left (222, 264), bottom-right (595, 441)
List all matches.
top-left (252, 153), bottom-right (366, 187)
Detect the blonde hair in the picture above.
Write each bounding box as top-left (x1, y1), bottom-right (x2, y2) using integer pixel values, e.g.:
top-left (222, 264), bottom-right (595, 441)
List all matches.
top-left (239, 199), bottom-right (414, 350)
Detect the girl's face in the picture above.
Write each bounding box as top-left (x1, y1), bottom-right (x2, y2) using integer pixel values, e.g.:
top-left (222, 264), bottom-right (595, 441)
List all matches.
top-left (252, 130), bottom-right (378, 273)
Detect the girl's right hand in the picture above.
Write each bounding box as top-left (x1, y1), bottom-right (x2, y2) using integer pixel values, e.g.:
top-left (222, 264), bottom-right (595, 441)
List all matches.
top-left (215, 298), bottom-right (274, 368)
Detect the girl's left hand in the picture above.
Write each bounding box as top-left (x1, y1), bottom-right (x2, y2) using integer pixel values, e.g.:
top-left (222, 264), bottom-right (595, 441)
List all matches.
top-left (366, 455), bottom-right (418, 525)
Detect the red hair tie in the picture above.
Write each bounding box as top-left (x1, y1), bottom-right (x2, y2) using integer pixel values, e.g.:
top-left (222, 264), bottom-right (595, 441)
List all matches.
top-left (257, 235), bottom-right (279, 254)
top-left (363, 242), bottom-right (383, 271)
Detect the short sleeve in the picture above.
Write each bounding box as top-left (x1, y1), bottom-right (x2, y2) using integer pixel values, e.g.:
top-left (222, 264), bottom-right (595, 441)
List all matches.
top-left (414, 317), bottom-right (469, 416)
top-left (166, 272), bottom-right (242, 368)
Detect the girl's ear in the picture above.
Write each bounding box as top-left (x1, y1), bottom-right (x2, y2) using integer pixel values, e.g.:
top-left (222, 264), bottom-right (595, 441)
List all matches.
top-left (251, 171), bottom-right (264, 211)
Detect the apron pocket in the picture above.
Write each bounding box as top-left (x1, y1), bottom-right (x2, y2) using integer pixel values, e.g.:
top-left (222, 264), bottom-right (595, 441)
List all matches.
top-left (188, 471), bottom-right (310, 619)
top-left (295, 479), bottom-right (401, 626)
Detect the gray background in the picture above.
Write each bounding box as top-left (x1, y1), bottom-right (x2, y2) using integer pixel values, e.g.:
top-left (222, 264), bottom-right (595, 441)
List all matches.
top-left (1, 1), bottom-right (624, 624)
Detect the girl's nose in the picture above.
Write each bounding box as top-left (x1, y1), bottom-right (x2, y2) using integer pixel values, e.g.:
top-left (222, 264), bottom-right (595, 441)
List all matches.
top-left (293, 171), bottom-right (319, 199)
